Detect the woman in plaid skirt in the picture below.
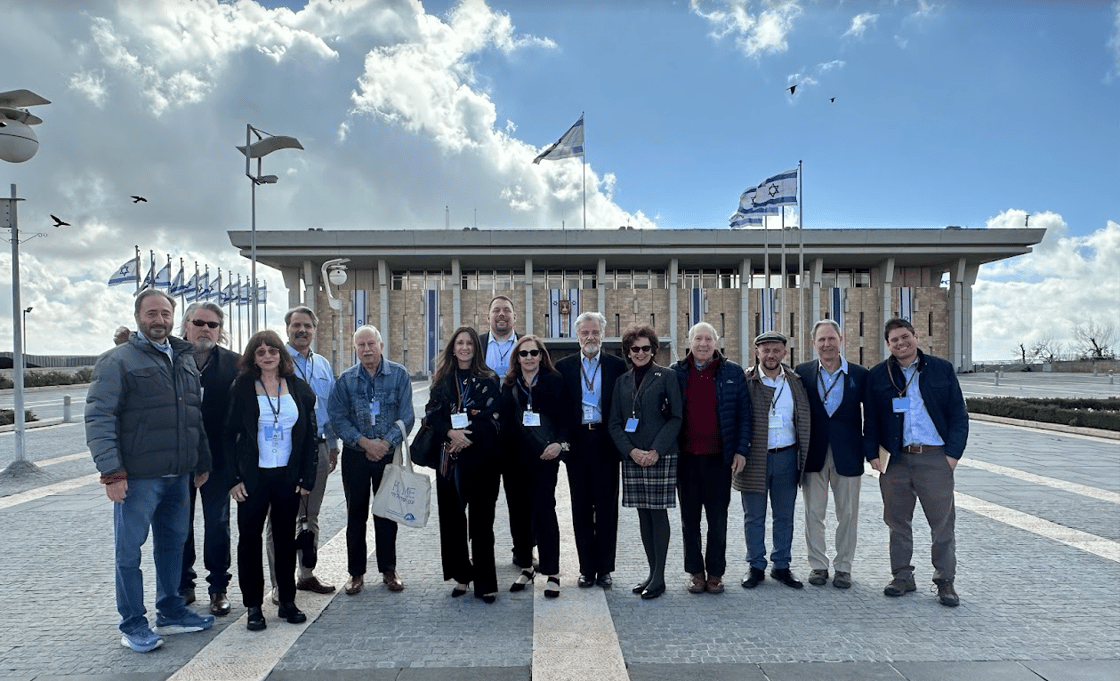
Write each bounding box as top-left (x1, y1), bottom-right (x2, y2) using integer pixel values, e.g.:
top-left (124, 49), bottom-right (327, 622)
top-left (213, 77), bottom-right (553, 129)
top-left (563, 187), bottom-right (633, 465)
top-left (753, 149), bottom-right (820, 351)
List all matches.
top-left (608, 324), bottom-right (683, 599)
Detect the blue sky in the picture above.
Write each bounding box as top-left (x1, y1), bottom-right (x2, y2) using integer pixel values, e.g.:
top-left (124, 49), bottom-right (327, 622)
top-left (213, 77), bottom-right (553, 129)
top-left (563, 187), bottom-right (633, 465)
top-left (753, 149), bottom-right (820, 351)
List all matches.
top-left (1, 0), bottom-right (1117, 360)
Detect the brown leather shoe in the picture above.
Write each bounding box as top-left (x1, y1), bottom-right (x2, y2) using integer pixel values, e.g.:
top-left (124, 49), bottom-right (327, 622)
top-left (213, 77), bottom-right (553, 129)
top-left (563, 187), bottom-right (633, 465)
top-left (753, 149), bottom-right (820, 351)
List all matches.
top-left (209, 592), bottom-right (231, 616)
top-left (706, 575), bottom-right (724, 594)
top-left (687, 573), bottom-right (707, 594)
top-left (296, 576), bottom-right (337, 594)
top-left (344, 575), bottom-right (364, 595)
top-left (382, 571), bottom-right (404, 592)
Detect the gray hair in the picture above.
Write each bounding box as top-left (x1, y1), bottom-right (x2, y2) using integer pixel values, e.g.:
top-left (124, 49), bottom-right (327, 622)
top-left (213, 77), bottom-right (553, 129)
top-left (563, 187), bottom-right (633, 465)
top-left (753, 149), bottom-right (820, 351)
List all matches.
top-left (181, 301), bottom-right (229, 344)
top-left (285, 305), bottom-right (319, 327)
top-left (687, 321), bottom-right (719, 343)
top-left (574, 311), bottom-right (607, 334)
top-left (353, 324), bottom-right (382, 344)
top-left (811, 319), bottom-right (842, 340)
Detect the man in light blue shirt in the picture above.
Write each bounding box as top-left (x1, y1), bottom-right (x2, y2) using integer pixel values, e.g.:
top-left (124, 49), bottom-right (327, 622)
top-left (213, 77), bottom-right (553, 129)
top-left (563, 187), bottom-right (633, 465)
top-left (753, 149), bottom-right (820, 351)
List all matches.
top-left (328, 325), bottom-right (415, 595)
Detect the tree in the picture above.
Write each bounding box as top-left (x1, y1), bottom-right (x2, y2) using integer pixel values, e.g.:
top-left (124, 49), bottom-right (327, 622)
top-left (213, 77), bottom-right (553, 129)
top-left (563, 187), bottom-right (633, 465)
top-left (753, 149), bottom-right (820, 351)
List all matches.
top-left (1072, 319), bottom-right (1116, 360)
top-left (1029, 336), bottom-right (1063, 364)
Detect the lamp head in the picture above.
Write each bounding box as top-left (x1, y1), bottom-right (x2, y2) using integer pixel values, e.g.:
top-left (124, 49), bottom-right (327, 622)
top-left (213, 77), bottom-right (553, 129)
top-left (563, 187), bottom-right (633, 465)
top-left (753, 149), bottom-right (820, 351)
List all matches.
top-left (0, 119), bottom-right (38, 163)
top-left (328, 265), bottom-right (348, 287)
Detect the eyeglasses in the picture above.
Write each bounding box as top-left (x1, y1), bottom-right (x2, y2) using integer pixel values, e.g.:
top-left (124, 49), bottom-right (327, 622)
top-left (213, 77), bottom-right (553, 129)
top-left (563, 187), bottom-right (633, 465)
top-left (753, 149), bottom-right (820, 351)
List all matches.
top-left (630, 345), bottom-right (653, 354)
top-left (254, 346), bottom-right (280, 357)
top-left (190, 319), bottom-right (220, 329)
top-left (518, 349), bottom-right (541, 358)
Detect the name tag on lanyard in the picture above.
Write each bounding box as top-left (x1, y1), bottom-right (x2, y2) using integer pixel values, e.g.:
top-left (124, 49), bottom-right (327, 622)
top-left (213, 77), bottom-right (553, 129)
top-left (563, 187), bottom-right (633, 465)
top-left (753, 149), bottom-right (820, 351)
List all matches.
top-left (523, 410), bottom-right (541, 427)
top-left (451, 412), bottom-right (469, 429)
top-left (892, 396), bottom-right (909, 413)
top-left (625, 417), bottom-right (639, 433)
top-left (768, 411), bottom-right (784, 430)
top-left (369, 399), bottom-right (380, 425)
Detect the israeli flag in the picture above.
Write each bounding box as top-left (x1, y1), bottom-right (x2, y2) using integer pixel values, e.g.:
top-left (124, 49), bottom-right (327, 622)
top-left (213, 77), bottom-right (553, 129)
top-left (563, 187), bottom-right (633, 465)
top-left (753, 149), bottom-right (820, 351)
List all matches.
top-left (425, 289), bottom-right (439, 375)
top-left (567, 288), bottom-right (581, 338)
top-left (690, 288), bottom-right (703, 325)
top-left (169, 267), bottom-right (186, 295)
top-left (898, 287), bottom-right (914, 322)
top-left (548, 289), bottom-right (562, 338)
top-left (533, 115), bottom-right (584, 164)
top-left (760, 288), bottom-right (775, 333)
top-left (830, 288), bottom-right (844, 334)
top-left (153, 262), bottom-right (172, 289)
top-left (108, 258), bottom-right (139, 286)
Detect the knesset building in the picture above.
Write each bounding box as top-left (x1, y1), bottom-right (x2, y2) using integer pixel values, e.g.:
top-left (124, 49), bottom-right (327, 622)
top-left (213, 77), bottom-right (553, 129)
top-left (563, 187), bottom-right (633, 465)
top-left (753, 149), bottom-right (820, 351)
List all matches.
top-left (228, 226), bottom-right (1044, 375)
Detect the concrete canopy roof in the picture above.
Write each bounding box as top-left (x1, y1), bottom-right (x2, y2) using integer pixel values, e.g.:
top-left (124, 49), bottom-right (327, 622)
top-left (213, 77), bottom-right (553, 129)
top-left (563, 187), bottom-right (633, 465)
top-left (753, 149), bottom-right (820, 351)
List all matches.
top-left (227, 227), bottom-right (1045, 274)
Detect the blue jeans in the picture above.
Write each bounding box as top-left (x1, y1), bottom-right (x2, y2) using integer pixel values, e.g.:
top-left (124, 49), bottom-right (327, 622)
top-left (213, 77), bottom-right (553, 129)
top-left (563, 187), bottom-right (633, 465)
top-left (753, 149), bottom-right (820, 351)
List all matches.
top-left (114, 475), bottom-right (191, 634)
top-left (741, 446), bottom-right (798, 571)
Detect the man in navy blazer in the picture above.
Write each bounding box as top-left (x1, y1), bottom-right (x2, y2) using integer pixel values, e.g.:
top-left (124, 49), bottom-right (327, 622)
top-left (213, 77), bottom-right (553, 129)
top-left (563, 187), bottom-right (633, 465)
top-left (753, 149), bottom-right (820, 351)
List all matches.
top-left (795, 319), bottom-right (876, 590)
top-left (556, 311), bottom-right (628, 588)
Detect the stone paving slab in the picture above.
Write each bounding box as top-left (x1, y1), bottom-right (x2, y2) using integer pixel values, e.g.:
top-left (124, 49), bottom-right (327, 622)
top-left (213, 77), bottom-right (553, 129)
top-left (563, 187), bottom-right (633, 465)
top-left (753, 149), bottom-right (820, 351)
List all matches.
top-left (1022, 659), bottom-right (1120, 680)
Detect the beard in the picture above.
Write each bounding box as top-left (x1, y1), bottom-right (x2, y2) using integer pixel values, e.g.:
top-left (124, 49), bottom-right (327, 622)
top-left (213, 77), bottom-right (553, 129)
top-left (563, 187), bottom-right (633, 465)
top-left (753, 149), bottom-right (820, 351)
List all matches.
top-left (192, 339), bottom-right (216, 352)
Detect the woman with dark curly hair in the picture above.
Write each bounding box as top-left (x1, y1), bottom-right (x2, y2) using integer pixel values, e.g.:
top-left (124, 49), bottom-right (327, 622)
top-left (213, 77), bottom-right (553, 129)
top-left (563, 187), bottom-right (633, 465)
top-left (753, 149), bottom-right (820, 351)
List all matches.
top-left (226, 330), bottom-right (318, 631)
top-left (425, 326), bottom-right (503, 603)
top-left (608, 324), bottom-right (683, 599)
top-left (500, 335), bottom-right (571, 598)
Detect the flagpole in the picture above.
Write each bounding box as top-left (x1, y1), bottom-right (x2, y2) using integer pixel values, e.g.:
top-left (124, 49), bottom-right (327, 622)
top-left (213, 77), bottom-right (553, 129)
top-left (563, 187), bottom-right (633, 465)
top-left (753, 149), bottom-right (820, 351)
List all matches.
top-left (262, 281), bottom-right (267, 328)
top-left (797, 160), bottom-right (805, 364)
top-left (134, 245), bottom-right (141, 294)
top-left (763, 210), bottom-right (770, 333)
top-left (780, 207), bottom-right (787, 337)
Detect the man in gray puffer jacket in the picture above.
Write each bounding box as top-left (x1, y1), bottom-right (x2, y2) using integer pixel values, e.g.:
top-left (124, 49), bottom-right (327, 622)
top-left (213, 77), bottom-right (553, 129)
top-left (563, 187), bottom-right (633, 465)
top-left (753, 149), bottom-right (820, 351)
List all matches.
top-left (85, 289), bottom-right (214, 653)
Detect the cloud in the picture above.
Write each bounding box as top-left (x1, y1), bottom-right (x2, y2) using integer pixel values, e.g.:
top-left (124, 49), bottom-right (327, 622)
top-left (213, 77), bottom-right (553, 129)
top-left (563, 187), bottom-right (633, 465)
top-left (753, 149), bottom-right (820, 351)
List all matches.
top-left (972, 211), bottom-right (1120, 360)
top-left (843, 12), bottom-right (878, 39)
top-left (689, 0), bottom-right (803, 58)
top-left (1106, 1), bottom-right (1120, 83)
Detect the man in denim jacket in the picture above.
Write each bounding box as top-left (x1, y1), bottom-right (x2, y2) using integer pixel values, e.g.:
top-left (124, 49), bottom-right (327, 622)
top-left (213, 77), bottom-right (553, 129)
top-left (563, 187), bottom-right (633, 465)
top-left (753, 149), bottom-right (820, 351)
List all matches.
top-left (327, 325), bottom-right (415, 595)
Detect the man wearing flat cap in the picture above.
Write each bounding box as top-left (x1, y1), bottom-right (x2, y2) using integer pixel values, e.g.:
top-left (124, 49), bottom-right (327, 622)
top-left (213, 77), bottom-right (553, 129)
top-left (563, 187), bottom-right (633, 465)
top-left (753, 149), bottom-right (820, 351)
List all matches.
top-left (732, 331), bottom-right (811, 590)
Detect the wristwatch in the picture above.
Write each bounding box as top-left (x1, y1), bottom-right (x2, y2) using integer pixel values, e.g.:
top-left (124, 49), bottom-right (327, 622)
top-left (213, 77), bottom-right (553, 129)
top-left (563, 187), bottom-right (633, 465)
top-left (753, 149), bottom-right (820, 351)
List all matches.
top-left (559, 442), bottom-right (570, 452)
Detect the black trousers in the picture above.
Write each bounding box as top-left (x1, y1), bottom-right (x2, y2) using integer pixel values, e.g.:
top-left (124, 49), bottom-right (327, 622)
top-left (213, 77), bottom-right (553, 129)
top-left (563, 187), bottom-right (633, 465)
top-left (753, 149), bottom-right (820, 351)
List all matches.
top-left (236, 467), bottom-right (299, 608)
top-left (500, 440), bottom-right (535, 567)
top-left (565, 428), bottom-right (620, 578)
top-left (528, 456), bottom-right (562, 576)
top-left (437, 457), bottom-right (500, 595)
top-left (180, 468), bottom-right (232, 595)
top-left (677, 452), bottom-right (732, 577)
top-left (341, 447), bottom-right (398, 577)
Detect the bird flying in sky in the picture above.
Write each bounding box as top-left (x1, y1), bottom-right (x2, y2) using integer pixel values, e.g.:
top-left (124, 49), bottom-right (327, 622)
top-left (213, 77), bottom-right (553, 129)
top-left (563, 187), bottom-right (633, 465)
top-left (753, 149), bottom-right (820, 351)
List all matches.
top-left (50, 214), bottom-right (70, 227)
top-left (130, 195), bottom-right (147, 203)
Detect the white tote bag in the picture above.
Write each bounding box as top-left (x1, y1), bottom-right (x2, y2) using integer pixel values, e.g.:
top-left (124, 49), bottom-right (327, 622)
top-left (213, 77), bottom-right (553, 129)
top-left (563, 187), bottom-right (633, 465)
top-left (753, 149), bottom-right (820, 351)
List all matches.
top-left (370, 420), bottom-right (432, 528)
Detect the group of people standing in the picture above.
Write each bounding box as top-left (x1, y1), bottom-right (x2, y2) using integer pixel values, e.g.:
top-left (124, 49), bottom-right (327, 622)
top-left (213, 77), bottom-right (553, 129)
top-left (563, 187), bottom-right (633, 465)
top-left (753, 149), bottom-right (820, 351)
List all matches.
top-left (85, 288), bottom-right (968, 654)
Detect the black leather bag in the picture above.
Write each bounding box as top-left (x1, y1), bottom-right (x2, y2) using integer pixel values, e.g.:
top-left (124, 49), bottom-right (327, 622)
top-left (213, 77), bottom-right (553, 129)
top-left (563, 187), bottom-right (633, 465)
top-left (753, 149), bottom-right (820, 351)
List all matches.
top-left (410, 422), bottom-right (441, 469)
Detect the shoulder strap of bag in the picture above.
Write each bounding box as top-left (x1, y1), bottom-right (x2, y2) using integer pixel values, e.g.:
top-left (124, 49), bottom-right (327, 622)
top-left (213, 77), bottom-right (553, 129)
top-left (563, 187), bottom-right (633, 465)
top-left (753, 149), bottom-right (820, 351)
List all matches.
top-left (394, 419), bottom-right (414, 472)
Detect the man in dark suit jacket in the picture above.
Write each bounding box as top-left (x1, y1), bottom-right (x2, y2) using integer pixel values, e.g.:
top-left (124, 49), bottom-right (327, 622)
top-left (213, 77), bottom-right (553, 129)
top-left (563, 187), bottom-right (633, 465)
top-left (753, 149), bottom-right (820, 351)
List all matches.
top-left (555, 311), bottom-right (628, 588)
top-left (479, 295), bottom-right (533, 569)
top-left (178, 301), bottom-right (240, 616)
top-left (795, 319), bottom-right (876, 591)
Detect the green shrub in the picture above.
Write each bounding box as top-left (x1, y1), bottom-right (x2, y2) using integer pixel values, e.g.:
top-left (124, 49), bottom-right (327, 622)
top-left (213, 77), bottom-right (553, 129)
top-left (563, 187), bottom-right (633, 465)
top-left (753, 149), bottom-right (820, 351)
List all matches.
top-left (967, 397), bottom-right (1120, 431)
top-left (0, 409), bottom-right (37, 426)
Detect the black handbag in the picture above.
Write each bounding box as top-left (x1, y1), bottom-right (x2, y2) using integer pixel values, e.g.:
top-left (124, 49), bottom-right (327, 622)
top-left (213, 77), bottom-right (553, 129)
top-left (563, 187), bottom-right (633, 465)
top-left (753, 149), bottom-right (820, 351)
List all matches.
top-left (294, 495), bottom-right (316, 569)
top-left (410, 421), bottom-right (441, 469)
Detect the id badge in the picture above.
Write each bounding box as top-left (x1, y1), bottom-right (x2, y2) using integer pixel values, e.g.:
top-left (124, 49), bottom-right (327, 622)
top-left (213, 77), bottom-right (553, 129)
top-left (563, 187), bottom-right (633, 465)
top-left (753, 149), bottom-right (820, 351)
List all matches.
top-left (892, 396), bottom-right (909, 413)
top-left (451, 412), bottom-right (469, 429)
top-left (768, 412), bottom-right (784, 430)
top-left (263, 425), bottom-right (284, 442)
top-left (583, 405), bottom-right (597, 422)
top-left (523, 411), bottom-right (541, 427)
top-left (625, 417), bottom-right (639, 433)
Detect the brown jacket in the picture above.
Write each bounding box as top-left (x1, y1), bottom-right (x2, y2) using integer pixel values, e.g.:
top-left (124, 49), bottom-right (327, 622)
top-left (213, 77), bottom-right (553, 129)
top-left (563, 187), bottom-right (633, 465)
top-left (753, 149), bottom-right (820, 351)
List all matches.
top-left (732, 364), bottom-right (811, 494)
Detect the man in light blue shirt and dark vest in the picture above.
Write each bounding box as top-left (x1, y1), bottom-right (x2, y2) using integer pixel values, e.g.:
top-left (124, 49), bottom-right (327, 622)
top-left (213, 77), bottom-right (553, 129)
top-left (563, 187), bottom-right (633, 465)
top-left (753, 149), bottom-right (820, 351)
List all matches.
top-left (867, 317), bottom-right (969, 607)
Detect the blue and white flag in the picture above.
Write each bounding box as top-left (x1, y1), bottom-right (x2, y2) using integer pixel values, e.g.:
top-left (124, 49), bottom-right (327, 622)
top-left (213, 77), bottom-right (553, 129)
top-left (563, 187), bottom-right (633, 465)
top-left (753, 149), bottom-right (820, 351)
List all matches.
top-left (237, 282), bottom-right (251, 305)
top-left (169, 266), bottom-right (186, 295)
top-left (690, 288), bottom-right (703, 325)
top-left (830, 287), bottom-right (844, 334)
top-left (352, 289), bottom-right (368, 363)
top-left (898, 287), bottom-right (913, 322)
top-left (760, 288), bottom-right (775, 334)
top-left (533, 115), bottom-right (584, 164)
top-left (139, 264), bottom-right (156, 291)
top-left (729, 169), bottom-right (797, 227)
top-left (183, 272), bottom-right (201, 301)
top-left (566, 288), bottom-right (581, 338)
top-left (204, 274), bottom-right (221, 302)
top-left (425, 289), bottom-right (439, 375)
top-left (108, 258), bottom-right (139, 286)
top-left (548, 289), bottom-right (562, 337)
top-left (153, 262), bottom-right (172, 290)
top-left (258, 282), bottom-right (267, 305)
top-left (729, 212), bottom-right (772, 228)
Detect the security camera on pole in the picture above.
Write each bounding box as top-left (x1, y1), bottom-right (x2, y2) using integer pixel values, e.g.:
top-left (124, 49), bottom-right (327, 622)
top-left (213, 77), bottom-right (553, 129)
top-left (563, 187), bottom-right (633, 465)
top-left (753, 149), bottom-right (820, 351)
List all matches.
top-left (1, 88), bottom-right (50, 478)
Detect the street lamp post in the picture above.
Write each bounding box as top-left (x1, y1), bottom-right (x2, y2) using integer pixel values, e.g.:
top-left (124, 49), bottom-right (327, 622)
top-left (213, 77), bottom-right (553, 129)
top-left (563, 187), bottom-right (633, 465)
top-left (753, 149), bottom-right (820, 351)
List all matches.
top-left (236, 124), bottom-right (303, 334)
top-left (1, 89), bottom-right (49, 476)
top-left (22, 306), bottom-right (32, 357)
top-left (321, 258), bottom-right (349, 375)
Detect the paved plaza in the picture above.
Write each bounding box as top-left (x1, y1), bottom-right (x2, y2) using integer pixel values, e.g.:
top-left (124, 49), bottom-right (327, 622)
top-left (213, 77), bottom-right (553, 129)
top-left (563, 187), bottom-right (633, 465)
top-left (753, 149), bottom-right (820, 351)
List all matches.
top-left (0, 373), bottom-right (1117, 680)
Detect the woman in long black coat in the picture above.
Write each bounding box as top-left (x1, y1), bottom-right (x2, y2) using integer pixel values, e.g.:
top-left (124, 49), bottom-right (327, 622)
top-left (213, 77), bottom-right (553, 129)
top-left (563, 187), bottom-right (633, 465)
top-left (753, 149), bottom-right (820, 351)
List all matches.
top-left (500, 334), bottom-right (571, 597)
top-left (608, 324), bottom-right (683, 600)
top-left (425, 326), bottom-right (503, 603)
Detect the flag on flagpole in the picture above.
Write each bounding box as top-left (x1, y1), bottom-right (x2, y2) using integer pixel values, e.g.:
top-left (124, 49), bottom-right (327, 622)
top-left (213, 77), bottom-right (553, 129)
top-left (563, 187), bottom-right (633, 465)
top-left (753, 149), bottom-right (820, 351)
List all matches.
top-left (153, 262), bottom-right (172, 289)
top-left (108, 258), bottom-right (139, 286)
top-left (169, 266), bottom-right (185, 295)
top-left (258, 282), bottom-right (267, 305)
top-left (205, 273), bottom-right (221, 301)
top-left (728, 169), bottom-right (797, 227)
top-left (140, 264), bottom-right (155, 290)
top-left (533, 115), bottom-right (584, 164)
top-left (183, 272), bottom-right (201, 301)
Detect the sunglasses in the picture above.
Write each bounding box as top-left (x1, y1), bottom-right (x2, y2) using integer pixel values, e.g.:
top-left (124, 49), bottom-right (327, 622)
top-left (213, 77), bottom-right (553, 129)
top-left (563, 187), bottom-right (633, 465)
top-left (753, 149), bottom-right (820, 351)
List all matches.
top-left (254, 346), bottom-right (280, 357)
top-left (190, 319), bottom-right (220, 329)
top-left (630, 345), bottom-right (653, 354)
top-left (518, 349), bottom-right (541, 358)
